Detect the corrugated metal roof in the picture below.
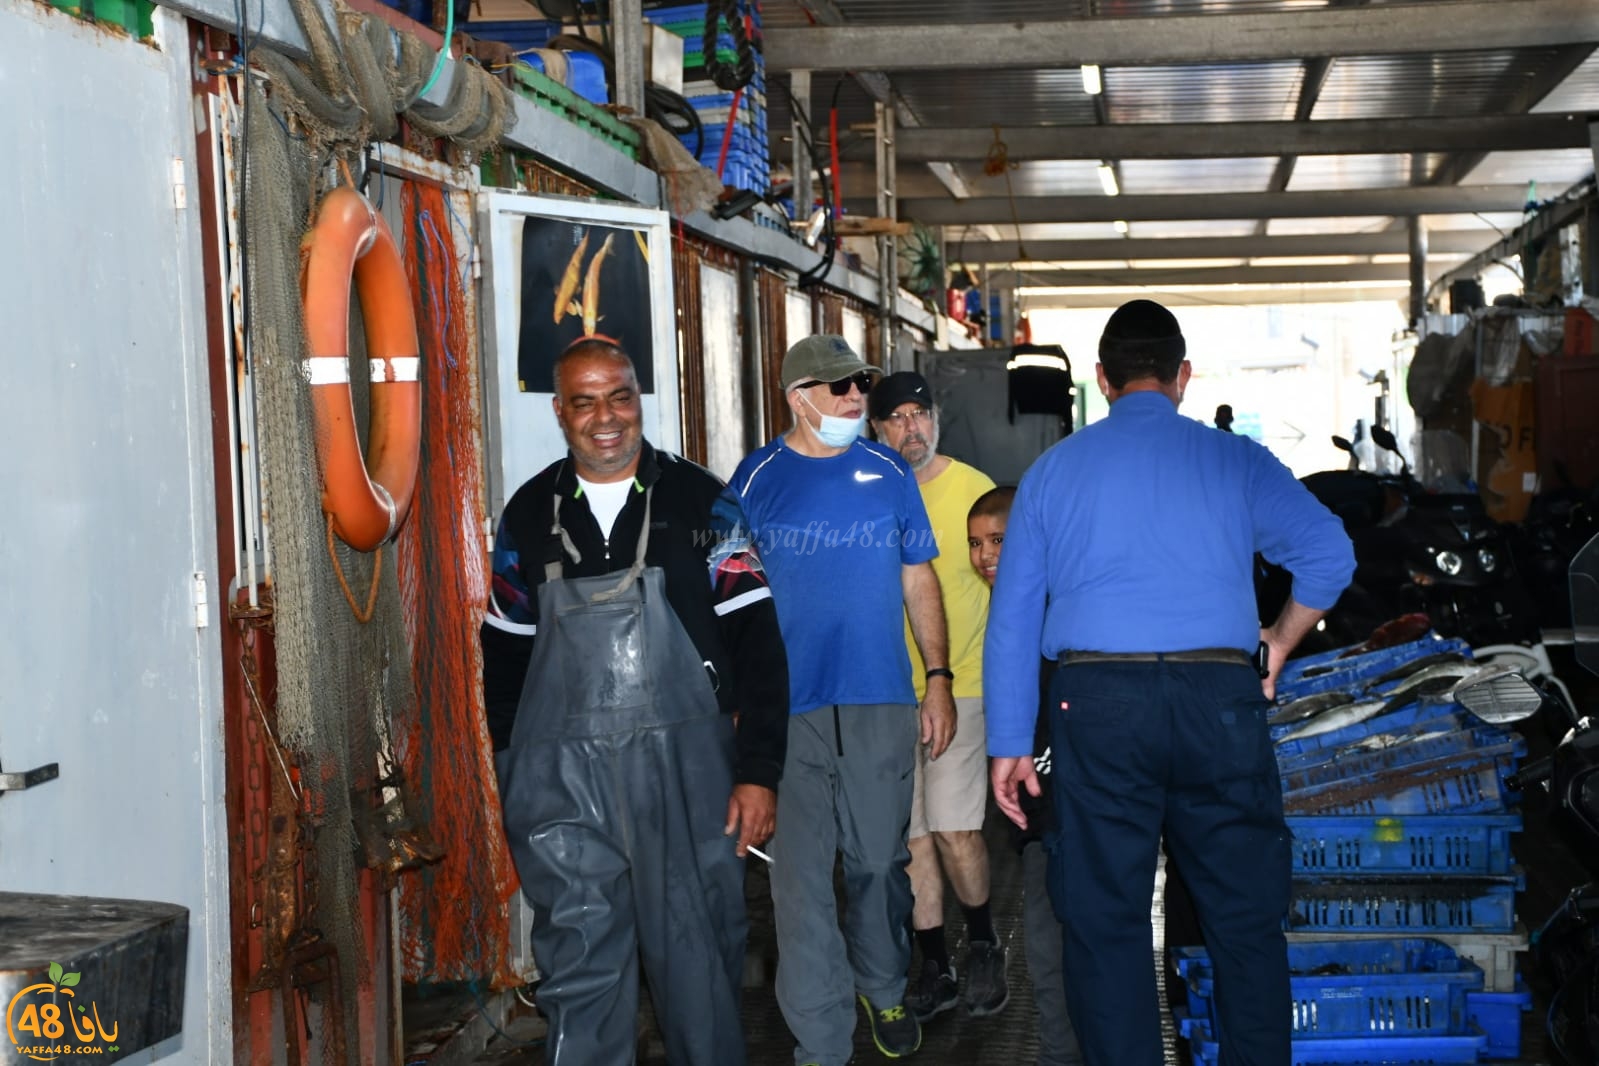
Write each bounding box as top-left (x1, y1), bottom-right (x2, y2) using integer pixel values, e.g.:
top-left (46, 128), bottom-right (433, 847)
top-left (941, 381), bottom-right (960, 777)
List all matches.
top-left (747, 0), bottom-right (1596, 293)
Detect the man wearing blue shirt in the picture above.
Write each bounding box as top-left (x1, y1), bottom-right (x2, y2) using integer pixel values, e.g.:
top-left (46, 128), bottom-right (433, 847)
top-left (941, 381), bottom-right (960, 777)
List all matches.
top-left (984, 300), bottom-right (1354, 1066)
top-left (727, 334), bottom-right (958, 1066)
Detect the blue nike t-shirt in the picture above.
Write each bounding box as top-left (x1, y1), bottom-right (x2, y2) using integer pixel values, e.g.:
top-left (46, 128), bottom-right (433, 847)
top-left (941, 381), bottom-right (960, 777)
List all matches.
top-left (726, 436), bottom-right (938, 714)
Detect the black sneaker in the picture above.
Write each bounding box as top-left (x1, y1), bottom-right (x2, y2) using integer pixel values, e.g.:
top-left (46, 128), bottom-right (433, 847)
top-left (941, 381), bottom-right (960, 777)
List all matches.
top-left (904, 957), bottom-right (958, 1022)
top-left (962, 941), bottom-right (1010, 1017)
top-left (858, 994), bottom-right (922, 1058)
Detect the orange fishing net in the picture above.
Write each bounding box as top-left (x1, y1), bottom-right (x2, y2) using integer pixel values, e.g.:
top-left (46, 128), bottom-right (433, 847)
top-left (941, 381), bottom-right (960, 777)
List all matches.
top-left (394, 180), bottom-right (522, 987)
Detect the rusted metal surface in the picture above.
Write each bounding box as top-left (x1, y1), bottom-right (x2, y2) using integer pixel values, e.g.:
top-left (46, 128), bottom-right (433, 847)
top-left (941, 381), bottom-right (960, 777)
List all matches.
top-left (756, 268), bottom-right (790, 441)
top-left (671, 230), bottom-right (708, 464)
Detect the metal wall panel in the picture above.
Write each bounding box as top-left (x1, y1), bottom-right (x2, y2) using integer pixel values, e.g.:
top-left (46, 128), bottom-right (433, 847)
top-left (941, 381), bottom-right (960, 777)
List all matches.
top-left (0, 2), bottom-right (229, 1060)
top-left (699, 264), bottom-right (747, 481)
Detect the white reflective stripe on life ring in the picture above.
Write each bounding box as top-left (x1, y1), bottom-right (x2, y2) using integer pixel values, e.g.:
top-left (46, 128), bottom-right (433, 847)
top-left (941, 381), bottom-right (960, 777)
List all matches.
top-left (302, 356), bottom-right (351, 386)
top-left (369, 356), bottom-right (421, 383)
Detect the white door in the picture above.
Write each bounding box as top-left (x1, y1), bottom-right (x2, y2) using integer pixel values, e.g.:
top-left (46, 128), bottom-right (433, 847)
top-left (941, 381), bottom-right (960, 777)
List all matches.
top-left (0, 3), bottom-right (230, 1061)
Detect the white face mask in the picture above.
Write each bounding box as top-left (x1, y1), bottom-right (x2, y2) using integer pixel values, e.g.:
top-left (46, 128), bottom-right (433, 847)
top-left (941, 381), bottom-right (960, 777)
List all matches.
top-left (801, 391), bottom-right (866, 447)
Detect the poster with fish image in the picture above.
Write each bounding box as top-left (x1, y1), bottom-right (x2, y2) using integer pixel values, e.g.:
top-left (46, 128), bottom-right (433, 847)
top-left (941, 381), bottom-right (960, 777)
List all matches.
top-left (516, 217), bottom-right (656, 392)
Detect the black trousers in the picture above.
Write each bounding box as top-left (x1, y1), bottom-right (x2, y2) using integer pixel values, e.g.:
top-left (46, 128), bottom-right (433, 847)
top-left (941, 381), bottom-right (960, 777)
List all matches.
top-left (1045, 660), bottom-right (1291, 1066)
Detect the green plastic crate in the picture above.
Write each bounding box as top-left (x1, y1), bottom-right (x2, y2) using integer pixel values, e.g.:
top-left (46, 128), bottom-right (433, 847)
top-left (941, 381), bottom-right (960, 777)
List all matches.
top-left (508, 61), bottom-right (641, 160)
top-left (52, 0), bottom-right (154, 37)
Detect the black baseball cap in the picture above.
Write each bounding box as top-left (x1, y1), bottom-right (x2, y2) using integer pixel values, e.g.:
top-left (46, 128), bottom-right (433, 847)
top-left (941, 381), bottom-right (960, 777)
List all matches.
top-left (868, 371), bottom-right (933, 421)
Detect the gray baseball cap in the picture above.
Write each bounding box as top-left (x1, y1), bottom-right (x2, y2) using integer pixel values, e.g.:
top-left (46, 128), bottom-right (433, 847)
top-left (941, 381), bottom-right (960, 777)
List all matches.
top-left (780, 335), bottom-right (883, 390)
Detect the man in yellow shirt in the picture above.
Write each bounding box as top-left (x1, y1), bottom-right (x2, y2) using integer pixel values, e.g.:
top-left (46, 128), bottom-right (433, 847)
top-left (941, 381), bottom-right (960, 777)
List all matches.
top-left (869, 371), bottom-right (1008, 1021)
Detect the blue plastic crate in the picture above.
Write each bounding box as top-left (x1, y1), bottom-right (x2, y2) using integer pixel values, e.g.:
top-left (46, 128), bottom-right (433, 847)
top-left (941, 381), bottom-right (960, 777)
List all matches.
top-left (1176, 939), bottom-right (1485, 1040)
top-left (1289, 872), bottom-right (1521, 934)
top-left (1288, 813), bottom-right (1522, 876)
top-left (465, 18), bottom-right (561, 51)
top-left (1283, 750), bottom-right (1517, 817)
top-left (1275, 712), bottom-right (1482, 774)
top-left (1179, 1014), bottom-right (1489, 1066)
top-left (1277, 638), bottom-right (1472, 699)
top-left (1274, 701), bottom-right (1466, 761)
top-left (1280, 728), bottom-right (1524, 793)
top-left (1465, 978), bottom-right (1531, 1059)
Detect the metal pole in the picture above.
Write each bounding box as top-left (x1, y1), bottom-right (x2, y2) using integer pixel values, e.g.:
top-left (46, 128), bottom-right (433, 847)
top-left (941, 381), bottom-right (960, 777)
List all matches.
top-left (875, 101), bottom-right (897, 364)
top-left (613, 0), bottom-right (647, 119)
top-left (791, 70), bottom-right (813, 228)
top-left (739, 260), bottom-right (766, 452)
top-left (1408, 216), bottom-right (1428, 328)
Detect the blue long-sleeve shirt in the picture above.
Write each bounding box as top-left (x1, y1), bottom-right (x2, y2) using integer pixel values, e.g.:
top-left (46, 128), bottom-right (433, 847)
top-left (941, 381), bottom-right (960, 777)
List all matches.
top-left (983, 391), bottom-right (1355, 757)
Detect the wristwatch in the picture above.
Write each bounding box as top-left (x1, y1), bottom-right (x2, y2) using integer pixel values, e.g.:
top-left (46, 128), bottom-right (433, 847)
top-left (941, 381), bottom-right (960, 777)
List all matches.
top-left (925, 667), bottom-right (955, 683)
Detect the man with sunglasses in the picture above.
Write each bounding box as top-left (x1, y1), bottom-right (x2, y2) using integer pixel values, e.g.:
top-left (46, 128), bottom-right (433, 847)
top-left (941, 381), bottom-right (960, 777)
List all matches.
top-left (868, 372), bottom-right (1008, 1025)
top-left (726, 335), bottom-right (958, 1066)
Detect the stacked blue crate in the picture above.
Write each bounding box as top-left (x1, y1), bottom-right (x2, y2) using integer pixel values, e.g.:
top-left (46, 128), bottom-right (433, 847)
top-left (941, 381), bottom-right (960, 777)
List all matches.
top-left (1170, 633), bottom-right (1535, 1061)
top-left (645, 2), bottom-right (770, 195)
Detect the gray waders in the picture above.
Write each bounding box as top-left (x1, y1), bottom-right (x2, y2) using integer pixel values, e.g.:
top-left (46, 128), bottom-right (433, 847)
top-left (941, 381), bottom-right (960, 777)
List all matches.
top-left (497, 488), bottom-right (749, 1065)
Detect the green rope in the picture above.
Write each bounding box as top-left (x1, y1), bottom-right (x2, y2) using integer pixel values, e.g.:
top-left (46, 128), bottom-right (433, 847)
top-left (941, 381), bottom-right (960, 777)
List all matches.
top-left (417, 1), bottom-right (456, 99)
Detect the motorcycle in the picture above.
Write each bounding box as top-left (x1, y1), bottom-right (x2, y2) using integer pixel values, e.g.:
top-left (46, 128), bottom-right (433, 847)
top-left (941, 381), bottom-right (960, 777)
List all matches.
top-left (1260, 426), bottom-right (1539, 651)
top-left (1482, 531), bottom-right (1599, 1066)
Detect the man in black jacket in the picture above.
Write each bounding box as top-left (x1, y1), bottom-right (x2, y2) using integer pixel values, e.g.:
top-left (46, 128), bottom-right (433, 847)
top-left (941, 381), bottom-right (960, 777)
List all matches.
top-left (482, 337), bottom-right (789, 1065)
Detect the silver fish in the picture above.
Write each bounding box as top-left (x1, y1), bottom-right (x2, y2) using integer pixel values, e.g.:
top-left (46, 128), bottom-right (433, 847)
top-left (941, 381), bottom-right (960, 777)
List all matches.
top-left (1379, 660), bottom-right (1480, 700)
top-left (1370, 652), bottom-right (1468, 686)
top-left (1277, 698), bottom-right (1390, 742)
top-left (1269, 691), bottom-right (1357, 727)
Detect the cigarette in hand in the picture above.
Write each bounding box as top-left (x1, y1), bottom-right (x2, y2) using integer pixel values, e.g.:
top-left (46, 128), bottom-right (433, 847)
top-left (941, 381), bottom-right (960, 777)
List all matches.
top-left (746, 845), bottom-right (774, 865)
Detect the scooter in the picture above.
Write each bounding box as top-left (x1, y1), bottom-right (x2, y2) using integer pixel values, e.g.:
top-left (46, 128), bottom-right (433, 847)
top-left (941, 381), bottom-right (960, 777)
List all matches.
top-left (1491, 531), bottom-right (1599, 1066)
top-left (1261, 427), bottom-right (1539, 651)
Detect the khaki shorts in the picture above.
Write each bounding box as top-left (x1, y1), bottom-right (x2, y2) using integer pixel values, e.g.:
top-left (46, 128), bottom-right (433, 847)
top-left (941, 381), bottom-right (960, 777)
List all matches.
top-left (909, 696), bottom-right (989, 837)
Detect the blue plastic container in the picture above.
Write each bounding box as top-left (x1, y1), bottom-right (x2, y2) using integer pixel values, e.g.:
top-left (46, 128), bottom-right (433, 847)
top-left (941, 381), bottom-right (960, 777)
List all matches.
top-left (1465, 978), bottom-right (1532, 1058)
top-left (1179, 1014), bottom-right (1489, 1066)
top-left (1283, 749), bottom-right (1516, 817)
top-left (1176, 939), bottom-right (1485, 1039)
top-left (1287, 812), bottom-right (1522, 876)
top-left (1289, 872), bottom-right (1522, 934)
top-left (1273, 700), bottom-right (1466, 761)
top-left (1277, 637), bottom-right (1471, 698)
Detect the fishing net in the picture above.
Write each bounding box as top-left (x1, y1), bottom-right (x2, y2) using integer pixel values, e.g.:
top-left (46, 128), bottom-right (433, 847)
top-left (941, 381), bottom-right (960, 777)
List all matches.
top-left (393, 182), bottom-right (522, 987)
top-left (236, 0), bottom-right (523, 1053)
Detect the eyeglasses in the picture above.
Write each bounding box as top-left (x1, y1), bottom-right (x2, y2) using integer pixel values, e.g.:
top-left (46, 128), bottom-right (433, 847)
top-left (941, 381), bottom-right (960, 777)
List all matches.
top-left (881, 407), bottom-right (932, 427)
top-left (796, 372), bottom-right (875, 397)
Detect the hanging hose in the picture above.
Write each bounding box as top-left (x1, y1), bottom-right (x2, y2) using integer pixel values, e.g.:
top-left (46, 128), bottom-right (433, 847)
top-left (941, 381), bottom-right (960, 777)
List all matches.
top-left (416, 0), bottom-right (456, 100)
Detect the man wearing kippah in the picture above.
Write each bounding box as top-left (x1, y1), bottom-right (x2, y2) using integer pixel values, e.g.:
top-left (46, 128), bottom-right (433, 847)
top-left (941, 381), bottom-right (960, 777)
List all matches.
top-left (984, 300), bottom-right (1355, 1066)
top-left (725, 335), bottom-right (958, 1066)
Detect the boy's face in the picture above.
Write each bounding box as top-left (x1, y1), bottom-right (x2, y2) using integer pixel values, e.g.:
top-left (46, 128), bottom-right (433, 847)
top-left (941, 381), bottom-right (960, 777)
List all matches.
top-left (967, 514), bottom-right (1006, 587)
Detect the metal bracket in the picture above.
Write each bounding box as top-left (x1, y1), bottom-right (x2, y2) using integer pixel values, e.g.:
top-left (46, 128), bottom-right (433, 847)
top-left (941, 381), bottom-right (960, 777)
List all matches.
top-left (0, 762), bottom-right (60, 794)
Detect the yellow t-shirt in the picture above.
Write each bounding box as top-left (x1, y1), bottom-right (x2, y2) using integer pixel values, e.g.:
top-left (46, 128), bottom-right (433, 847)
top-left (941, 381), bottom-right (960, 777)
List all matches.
top-left (904, 458), bottom-right (996, 700)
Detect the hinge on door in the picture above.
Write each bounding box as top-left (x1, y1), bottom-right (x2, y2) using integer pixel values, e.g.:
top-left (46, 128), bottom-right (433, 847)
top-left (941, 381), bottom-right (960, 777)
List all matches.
top-left (171, 158), bottom-right (188, 209)
top-left (192, 571), bottom-right (210, 628)
top-left (471, 242), bottom-right (482, 281)
top-left (484, 517), bottom-right (494, 554)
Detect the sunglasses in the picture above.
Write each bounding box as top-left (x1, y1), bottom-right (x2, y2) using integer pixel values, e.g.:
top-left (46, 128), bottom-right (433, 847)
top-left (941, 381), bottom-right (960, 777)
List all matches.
top-left (797, 372), bottom-right (876, 396)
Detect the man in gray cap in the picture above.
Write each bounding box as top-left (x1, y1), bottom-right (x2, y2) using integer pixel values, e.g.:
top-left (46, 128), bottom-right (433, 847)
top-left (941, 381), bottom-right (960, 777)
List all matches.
top-left (725, 335), bottom-right (958, 1065)
top-left (868, 372), bottom-right (1007, 1023)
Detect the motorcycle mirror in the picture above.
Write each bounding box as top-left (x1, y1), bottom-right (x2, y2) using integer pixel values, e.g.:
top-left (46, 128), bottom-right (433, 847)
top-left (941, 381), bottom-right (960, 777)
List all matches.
top-left (1571, 530), bottom-right (1599, 680)
top-left (1370, 425), bottom-right (1400, 454)
top-left (1332, 435), bottom-right (1355, 453)
top-left (1450, 664), bottom-right (1544, 724)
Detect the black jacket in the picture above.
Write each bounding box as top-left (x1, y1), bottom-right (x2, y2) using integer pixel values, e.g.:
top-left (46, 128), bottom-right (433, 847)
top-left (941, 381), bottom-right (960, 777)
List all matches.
top-left (481, 442), bottom-right (789, 790)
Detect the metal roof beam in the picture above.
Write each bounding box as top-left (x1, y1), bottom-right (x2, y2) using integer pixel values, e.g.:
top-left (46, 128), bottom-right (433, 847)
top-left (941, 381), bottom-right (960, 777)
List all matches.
top-left (897, 185), bottom-right (1529, 225)
top-left (1005, 263), bottom-right (1412, 287)
top-left (886, 114), bottom-right (1596, 163)
top-left (955, 231), bottom-right (1491, 263)
top-left (1020, 284), bottom-right (1409, 308)
top-left (765, 0), bottom-right (1599, 71)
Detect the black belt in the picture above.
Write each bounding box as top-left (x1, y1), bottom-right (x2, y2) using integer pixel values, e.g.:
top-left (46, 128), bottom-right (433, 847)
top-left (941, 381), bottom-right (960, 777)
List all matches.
top-left (1058, 648), bottom-right (1252, 667)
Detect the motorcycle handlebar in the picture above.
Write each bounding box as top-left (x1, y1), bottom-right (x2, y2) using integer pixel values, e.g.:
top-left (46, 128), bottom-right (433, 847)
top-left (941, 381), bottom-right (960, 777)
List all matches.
top-left (1506, 754), bottom-right (1555, 791)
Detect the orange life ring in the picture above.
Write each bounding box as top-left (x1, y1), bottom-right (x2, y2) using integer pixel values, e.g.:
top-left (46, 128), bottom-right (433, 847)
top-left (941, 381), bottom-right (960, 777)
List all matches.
top-left (300, 187), bottom-right (421, 552)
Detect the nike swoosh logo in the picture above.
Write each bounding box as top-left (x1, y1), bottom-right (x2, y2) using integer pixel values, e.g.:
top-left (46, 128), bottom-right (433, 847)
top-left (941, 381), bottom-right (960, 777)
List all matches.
top-left (853, 471), bottom-right (883, 482)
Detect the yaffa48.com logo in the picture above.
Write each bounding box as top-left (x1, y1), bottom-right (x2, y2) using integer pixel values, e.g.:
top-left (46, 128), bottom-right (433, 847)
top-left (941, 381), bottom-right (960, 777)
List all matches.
top-left (6, 962), bottom-right (119, 1060)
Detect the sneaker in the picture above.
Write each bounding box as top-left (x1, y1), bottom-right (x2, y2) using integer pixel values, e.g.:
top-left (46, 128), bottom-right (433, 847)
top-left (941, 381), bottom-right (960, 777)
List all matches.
top-left (962, 941), bottom-right (1010, 1017)
top-left (904, 957), bottom-right (959, 1022)
top-left (857, 994), bottom-right (922, 1058)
